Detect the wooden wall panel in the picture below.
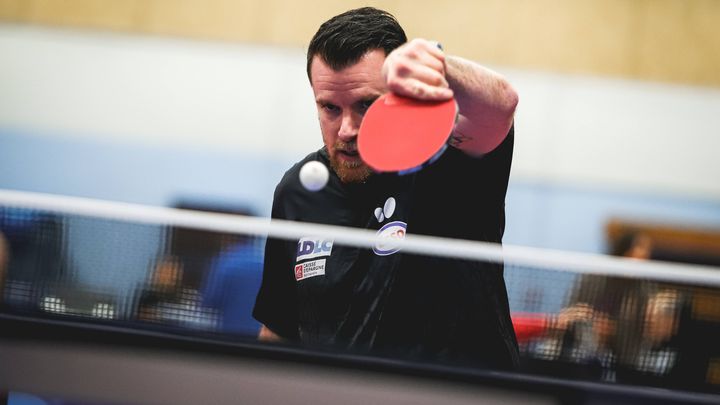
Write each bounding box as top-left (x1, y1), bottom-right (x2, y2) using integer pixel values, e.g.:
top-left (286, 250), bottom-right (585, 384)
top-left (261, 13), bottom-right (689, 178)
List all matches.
top-left (22, 0), bottom-right (140, 31)
top-left (393, 0), bottom-right (642, 78)
top-left (636, 0), bottom-right (720, 86)
top-left (257, 0), bottom-right (399, 46)
top-left (138, 0), bottom-right (262, 42)
top-left (0, 0), bottom-right (718, 87)
top-left (0, 0), bottom-right (25, 19)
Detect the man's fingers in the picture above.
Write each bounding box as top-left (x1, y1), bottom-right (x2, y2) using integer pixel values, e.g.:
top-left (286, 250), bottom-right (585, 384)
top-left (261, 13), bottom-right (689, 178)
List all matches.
top-left (407, 50), bottom-right (445, 74)
top-left (395, 63), bottom-right (449, 88)
top-left (388, 77), bottom-right (453, 100)
top-left (425, 40), bottom-right (446, 60)
top-left (383, 38), bottom-right (452, 101)
top-left (403, 41), bottom-right (446, 74)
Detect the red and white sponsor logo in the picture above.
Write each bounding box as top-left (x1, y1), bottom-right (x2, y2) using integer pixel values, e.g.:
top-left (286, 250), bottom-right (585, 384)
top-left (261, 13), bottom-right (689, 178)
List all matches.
top-left (294, 259), bottom-right (326, 281)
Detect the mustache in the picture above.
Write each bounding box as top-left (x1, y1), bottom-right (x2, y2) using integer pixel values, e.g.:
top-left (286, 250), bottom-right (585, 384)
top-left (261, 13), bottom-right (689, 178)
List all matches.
top-left (333, 141), bottom-right (358, 153)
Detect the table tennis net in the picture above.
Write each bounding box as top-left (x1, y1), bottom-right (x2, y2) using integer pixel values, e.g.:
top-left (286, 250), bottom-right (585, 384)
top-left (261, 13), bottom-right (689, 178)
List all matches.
top-left (2, 189), bottom-right (720, 393)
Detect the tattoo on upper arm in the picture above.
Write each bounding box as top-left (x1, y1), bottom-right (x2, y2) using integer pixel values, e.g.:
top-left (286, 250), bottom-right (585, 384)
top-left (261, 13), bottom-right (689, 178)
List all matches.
top-left (449, 131), bottom-right (471, 148)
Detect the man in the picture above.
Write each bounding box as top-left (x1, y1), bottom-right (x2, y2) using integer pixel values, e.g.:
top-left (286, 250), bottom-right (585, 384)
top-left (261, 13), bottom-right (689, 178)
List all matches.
top-left (253, 7), bottom-right (519, 369)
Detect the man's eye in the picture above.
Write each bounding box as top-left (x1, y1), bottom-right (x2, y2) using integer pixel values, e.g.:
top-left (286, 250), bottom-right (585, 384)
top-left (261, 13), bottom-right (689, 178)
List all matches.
top-left (360, 100), bottom-right (375, 111)
top-left (323, 104), bottom-right (339, 113)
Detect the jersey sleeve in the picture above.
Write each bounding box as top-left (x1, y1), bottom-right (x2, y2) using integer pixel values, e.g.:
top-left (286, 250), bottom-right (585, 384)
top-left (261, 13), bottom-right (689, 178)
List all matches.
top-left (252, 186), bottom-right (300, 340)
top-left (479, 124), bottom-right (514, 201)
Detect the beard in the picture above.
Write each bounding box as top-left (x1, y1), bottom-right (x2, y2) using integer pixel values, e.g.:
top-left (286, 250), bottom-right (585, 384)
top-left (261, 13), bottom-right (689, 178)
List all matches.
top-left (329, 141), bottom-right (373, 184)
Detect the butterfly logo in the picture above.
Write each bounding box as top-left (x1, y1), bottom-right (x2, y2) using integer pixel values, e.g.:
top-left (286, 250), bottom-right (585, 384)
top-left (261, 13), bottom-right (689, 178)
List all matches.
top-left (374, 197), bottom-right (396, 223)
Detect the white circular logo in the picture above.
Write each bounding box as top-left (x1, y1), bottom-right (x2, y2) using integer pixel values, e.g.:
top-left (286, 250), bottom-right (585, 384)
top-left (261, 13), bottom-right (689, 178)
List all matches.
top-left (373, 221), bottom-right (407, 256)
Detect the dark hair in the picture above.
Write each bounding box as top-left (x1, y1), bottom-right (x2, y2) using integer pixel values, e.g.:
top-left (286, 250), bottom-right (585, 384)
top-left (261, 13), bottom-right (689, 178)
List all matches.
top-left (306, 7), bottom-right (407, 81)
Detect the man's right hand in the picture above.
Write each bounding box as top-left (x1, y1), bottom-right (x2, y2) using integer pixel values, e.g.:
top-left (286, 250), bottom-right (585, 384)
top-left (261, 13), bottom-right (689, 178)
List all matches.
top-left (258, 324), bottom-right (284, 342)
top-left (382, 38), bottom-right (454, 101)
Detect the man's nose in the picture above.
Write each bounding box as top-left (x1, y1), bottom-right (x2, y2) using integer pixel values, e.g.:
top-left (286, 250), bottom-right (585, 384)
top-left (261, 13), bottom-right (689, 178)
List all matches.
top-left (338, 112), bottom-right (360, 141)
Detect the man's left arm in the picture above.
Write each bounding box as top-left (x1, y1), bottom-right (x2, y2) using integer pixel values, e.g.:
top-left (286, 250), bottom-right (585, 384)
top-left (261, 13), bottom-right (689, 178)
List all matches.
top-left (383, 39), bottom-right (518, 155)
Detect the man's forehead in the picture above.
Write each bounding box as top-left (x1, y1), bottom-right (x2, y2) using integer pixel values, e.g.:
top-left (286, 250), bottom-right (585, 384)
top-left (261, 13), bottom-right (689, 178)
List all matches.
top-left (311, 56), bottom-right (386, 105)
top-left (309, 51), bottom-right (386, 85)
top-left (312, 73), bottom-right (382, 94)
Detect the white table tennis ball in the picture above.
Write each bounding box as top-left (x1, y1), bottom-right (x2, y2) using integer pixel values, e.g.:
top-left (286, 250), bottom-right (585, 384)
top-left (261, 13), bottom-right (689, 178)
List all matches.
top-left (299, 160), bottom-right (329, 191)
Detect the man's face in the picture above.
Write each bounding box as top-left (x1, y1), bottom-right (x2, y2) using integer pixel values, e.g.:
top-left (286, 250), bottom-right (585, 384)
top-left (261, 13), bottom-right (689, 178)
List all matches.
top-left (310, 50), bottom-right (387, 183)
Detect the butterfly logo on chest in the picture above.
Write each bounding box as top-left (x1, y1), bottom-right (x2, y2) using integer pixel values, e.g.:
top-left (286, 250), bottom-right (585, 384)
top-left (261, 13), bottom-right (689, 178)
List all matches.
top-left (373, 197), bottom-right (407, 256)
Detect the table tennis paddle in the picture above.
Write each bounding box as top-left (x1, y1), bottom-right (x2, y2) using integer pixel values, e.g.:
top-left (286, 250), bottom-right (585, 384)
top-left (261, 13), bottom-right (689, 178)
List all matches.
top-left (358, 92), bottom-right (458, 175)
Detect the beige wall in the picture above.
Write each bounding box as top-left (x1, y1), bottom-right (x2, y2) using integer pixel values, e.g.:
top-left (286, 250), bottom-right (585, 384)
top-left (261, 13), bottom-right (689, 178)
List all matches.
top-left (1, 0), bottom-right (718, 87)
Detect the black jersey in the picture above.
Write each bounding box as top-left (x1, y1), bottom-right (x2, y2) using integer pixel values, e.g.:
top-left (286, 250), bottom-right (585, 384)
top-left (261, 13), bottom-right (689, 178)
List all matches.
top-left (254, 128), bottom-right (519, 369)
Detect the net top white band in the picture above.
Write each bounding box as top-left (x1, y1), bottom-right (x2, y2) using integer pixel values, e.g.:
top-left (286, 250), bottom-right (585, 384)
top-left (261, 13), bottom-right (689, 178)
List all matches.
top-left (1, 188), bottom-right (719, 286)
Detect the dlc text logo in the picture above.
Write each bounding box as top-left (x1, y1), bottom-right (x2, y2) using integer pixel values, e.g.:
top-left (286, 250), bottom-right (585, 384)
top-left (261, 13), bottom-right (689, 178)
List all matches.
top-left (296, 237), bottom-right (334, 261)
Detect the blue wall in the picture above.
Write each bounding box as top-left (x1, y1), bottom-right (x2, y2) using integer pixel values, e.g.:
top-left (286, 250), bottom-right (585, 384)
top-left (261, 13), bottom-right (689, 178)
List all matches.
top-left (0, 130), bottom-right (290, 216)
top-left (3, 129), bottom-right (720, 254)
top-left (506, 181), bottom-right (720, 253)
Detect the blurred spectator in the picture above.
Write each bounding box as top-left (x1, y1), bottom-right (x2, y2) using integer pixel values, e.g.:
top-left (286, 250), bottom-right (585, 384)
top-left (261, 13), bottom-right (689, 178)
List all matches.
top-left (612, 232), bottom-right (653, 260)
top-left (525, 232), bottom-right (714, 391)
top-left (0, 208), bottom-right (66, 308)
top-left (529, 301), bottom-right (619, 382)
top-left (136, 256), bottom-right (217, 330)
top-left (137, 256), bottom-right (182, 321)
top-left (614, 286), bottom-right (705, 391)
top-left (200, 235), bottom-right (263, 337)
top-left (522, 232), bottom-right (656, 382)
top-left (635, 289), bottom-right (683, 374)
top-left (0, 231), bottom-right (8, 301)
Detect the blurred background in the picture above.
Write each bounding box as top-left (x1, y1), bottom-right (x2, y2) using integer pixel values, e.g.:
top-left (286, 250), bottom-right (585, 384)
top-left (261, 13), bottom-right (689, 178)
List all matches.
top-left (1, 0), bottom-right (720, 400)
top-left (1, 0), bottom-right (718, 254)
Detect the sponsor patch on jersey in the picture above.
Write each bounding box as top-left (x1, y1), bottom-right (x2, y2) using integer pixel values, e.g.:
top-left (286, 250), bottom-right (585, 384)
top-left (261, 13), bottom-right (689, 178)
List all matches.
top-left (294, 259), bottom-right (326, 281)
top-left (373, 221), bottom-right (407, 256)
top-left (296, 237), bottom-right (334, 261)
